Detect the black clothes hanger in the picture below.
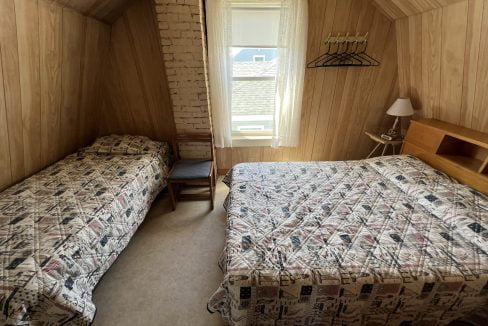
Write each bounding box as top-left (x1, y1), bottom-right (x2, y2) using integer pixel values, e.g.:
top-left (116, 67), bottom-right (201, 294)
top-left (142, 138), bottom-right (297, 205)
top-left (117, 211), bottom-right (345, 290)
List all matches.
top-left (307, 32), bottom-right (380, 68)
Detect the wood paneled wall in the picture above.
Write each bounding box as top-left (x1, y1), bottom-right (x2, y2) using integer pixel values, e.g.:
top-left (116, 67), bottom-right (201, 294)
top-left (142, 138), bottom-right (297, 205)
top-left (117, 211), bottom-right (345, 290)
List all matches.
top-left (99, 0), bottom-right (176, 142)
top-left (0, 0), bottom-right (110, 191)
top-left (216, 0), bottom-right (399, 171)
top-left (373, 0), bottom-right (465, 20)
top-left (396, 0), bottom-right (488, 133)
top-left (52, 0), bottom-right (133, 23)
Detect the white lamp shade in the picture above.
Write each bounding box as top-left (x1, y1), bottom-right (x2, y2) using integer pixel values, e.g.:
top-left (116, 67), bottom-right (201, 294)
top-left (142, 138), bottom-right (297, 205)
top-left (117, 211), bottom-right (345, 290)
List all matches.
top-left (387, 97), bottom-right (415, 117)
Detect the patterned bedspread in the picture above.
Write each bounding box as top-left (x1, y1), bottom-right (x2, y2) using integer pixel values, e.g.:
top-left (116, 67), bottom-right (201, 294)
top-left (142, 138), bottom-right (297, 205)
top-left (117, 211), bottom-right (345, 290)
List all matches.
top-left (0, 136), bottom-right (171, 325)
top-left (208, 155), bottom-right (488, 325)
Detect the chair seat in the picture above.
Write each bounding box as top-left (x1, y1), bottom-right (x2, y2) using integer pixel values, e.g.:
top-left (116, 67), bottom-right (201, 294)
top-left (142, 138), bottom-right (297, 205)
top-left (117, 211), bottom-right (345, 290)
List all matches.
top-left (169, 160), bottom-right (212, 180)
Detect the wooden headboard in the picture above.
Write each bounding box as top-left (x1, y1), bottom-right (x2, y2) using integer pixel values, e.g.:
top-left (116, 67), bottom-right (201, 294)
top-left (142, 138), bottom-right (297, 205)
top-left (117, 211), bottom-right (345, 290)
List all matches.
top-left (402, 119), bottom-right (488, 195)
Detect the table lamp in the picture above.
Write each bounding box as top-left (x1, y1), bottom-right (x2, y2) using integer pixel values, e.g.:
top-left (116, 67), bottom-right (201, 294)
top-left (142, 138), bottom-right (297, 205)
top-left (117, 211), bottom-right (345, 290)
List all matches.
top-left (384, 97), bottom-right (414, 140)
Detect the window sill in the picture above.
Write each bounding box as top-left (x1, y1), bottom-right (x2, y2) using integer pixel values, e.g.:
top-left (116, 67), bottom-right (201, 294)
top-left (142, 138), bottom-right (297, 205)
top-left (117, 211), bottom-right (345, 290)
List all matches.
top-left (232, 136), bottom-right (272, 147)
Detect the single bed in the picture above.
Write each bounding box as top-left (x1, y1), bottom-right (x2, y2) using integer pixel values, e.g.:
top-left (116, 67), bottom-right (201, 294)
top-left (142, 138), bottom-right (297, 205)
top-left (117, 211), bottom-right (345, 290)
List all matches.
top-left (0, 135), bottom-right (171, 325)
top-left (208, 155), bottom-right (488, 325)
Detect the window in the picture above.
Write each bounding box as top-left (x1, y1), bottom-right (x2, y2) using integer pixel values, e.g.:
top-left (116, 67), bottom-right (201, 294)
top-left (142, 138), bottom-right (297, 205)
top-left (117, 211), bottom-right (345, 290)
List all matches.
top-left (206, 0), bottom-right (308, 148)
top-left (230, 5), bottom-right (280, 140)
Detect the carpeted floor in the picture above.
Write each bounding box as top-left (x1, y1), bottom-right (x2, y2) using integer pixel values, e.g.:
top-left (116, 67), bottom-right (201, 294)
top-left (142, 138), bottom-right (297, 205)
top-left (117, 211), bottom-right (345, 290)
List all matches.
top-left (92, 180), bottom-right (228, 326)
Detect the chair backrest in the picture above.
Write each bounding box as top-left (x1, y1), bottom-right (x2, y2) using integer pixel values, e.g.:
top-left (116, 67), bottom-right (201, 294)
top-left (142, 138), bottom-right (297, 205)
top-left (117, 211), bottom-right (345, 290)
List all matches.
top-left (172, 133), bottom-right (214, 161)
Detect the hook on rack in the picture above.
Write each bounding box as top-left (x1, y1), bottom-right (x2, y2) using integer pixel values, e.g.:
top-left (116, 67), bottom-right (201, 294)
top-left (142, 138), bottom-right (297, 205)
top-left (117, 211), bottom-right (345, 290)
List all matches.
top-left (307, 32), bottom-right (380, 68)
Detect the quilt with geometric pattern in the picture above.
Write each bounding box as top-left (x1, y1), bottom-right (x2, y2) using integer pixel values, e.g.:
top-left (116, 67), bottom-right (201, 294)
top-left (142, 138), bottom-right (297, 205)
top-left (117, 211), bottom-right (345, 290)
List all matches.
top-left (0, 135), bottom-right (171, 325)
top-left (208, 155), bottom-right (488, 325)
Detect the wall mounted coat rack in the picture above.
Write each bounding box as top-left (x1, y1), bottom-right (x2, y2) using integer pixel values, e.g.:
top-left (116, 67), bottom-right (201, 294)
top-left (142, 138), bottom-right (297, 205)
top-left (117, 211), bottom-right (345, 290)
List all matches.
top-left (307, 33), bottom-right (380, 68)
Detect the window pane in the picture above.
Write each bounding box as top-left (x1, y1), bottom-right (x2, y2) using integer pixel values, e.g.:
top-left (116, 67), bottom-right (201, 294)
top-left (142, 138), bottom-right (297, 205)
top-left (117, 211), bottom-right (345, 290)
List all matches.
top-left (232, 47), bottom-right (277, 134)
top-left (232, 9), bottom-right (280, 47)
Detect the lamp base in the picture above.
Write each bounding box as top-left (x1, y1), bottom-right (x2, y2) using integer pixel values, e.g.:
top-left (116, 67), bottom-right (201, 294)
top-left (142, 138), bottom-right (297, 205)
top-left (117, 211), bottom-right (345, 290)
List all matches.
top-left (384, 117), bottom-right (403, 140)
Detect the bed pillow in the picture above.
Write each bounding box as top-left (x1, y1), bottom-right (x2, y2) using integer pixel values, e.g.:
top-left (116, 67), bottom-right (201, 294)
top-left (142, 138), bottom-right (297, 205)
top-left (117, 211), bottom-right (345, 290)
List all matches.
top-left (81, 135), bottom-right (167, 155)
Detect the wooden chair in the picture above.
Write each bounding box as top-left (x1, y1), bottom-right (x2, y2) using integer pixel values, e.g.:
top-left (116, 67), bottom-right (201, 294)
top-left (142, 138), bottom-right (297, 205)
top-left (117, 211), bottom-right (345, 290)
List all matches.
top-left (167, 133), bottom-right (216, 210)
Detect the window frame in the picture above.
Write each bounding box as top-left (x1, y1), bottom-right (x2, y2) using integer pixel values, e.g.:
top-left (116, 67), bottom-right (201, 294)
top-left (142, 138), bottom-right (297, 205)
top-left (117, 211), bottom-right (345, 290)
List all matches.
top-left (230, 4), bottom-right (280, 142)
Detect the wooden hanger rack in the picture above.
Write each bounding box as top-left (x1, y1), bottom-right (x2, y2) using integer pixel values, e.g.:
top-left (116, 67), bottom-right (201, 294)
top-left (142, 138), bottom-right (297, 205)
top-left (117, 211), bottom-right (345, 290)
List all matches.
top-left (307, 33), bottom-right (380, 68)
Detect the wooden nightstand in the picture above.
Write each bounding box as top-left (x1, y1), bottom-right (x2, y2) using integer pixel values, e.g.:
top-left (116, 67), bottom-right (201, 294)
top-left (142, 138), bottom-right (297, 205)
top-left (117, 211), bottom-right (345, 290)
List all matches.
top-left (365, 132), bottom-right (403, 158)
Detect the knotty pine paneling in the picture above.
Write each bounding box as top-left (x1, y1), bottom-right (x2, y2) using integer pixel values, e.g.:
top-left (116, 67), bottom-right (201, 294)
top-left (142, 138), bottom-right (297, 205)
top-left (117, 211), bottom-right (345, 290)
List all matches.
top-left (216, 0), bottom-right (399, 172)
top-left (396, 0), bottom-right (488, 134)
top-left (0, 0), bottom-right (110, 191)
top-left (100, 0), bottom-right (176, 143)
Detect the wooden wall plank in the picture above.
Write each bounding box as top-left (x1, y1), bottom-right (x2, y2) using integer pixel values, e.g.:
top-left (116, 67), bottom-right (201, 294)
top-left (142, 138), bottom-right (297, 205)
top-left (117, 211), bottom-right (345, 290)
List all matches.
top-left (101, 54), bottom-right (136, 135)
top-left (439, 1), bottom-right (468, 125)
top-left (0, 0), bottom-right (25, 183)
top-left (0, 48), bottom-right (13, 189)
top-left (15, 0), bottom-right (42, 177)
top-left (396, 18), bottom-right (411, 99)
top-left (60, 9), bottom-right (85, 157)
top-left (420, 8), bottom-right (442, 119)
top-left (460, 0), bottom-right (484, 128)
top-left (39, 0), bottom-right (63, 165)
top-left (78, 18), bottom-right (109, 147)
top-left (408, 14), bottom-right (423, 112)
top-left (473, 0), bottom-right (488, 132)
top-left (92, 23), bottom-right (111, 136)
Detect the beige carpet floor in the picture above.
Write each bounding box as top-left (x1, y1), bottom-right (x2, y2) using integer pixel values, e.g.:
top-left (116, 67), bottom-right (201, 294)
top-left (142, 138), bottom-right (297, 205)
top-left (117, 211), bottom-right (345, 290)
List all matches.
top-left (92, 180), bottom-right (228, 326)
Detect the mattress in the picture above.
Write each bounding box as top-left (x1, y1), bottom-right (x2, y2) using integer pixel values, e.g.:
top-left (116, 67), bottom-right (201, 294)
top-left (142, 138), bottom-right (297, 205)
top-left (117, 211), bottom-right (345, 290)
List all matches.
top-left (0, 136), bottom-right (171, 325)
top-left (208, 155), bottom-right (488, 325)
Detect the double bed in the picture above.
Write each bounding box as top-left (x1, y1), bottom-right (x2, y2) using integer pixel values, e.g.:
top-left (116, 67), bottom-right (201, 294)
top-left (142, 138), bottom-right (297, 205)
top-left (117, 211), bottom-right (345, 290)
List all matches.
top-left (208, 155), bottom-right (488, 325)
top-left (0, 135), bottom-right (171, 325)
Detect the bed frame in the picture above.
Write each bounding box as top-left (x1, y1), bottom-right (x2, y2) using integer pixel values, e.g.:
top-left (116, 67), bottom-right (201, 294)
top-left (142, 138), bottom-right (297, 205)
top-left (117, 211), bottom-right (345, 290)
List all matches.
top-left (401, 118), bottom-right (488, 195)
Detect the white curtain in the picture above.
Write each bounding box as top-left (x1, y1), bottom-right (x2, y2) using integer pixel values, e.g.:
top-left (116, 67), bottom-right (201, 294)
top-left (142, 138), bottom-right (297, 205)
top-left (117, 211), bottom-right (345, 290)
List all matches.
top-left (206, 0), bottom-right (233, 148)
top-left (272, 0), bottom-right (308, 148)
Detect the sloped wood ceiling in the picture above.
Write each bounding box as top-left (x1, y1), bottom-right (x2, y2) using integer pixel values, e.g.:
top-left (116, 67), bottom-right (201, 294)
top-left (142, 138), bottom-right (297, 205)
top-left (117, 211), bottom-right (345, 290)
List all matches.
top-left (374, 0), bottom-right (466, 20)
top-left (51, 0), bottom-right (132, 23)
top-left (99, 0), bottom-right (176, 142)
